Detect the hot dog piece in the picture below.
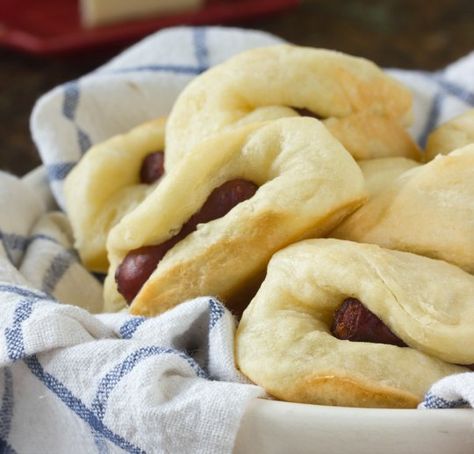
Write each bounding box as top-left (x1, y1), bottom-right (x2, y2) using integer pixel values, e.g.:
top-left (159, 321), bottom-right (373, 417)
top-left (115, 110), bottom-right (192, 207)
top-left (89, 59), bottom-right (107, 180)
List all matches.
top-left (331, 298), bottom-right (407, 347)
top-left (116, 242), bottom-right (175, 303)
top-left (140, 151), bottom-right (165, 184)
top-left (116, 179), bottom-right (258, 303)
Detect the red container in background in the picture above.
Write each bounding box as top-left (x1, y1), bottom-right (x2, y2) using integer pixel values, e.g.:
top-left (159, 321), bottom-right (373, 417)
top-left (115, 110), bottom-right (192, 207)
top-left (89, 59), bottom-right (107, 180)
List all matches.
top-left (0, 0), bottom-right (299, 55)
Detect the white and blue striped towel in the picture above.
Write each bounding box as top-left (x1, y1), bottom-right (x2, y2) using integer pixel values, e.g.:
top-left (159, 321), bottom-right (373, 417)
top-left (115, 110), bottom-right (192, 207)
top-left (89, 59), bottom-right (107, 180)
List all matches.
top-left (0, 26), bottom-right (472, 454)
top-left (0, 171), bottom-right (265, 454)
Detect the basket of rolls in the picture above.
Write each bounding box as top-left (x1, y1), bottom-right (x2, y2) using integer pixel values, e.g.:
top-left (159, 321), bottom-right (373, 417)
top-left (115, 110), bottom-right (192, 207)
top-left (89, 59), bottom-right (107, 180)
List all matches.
top-left (4, 26), bottom-right (473, 454)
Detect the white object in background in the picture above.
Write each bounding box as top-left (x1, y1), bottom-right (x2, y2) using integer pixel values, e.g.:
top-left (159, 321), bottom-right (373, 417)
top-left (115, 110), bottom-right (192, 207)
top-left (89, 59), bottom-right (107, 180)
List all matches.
top-left (234, 399), bottom-right (474, 454)
top-left (80, 0), bottom-right (204, 27)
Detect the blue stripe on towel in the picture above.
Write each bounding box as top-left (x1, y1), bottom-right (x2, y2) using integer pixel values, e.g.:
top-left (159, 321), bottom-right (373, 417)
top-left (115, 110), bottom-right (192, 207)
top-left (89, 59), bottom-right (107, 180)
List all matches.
top-left (0, 231), bottom-right (67, 261)
top-left (62, 82), bottom-right (92, 155)
top-left (0, 369), bottom-right (14, 441)
top-left (0, 232), bottom-right (27, 265)
top-left (0, 231), bottom-right (78, 275)
top-left (28, 233), bottom-right (65, 248)
top-left (5, 300), bottom-right (38, 361)
top-left (47, 162), bottom-right (76, 181)
top-left (62, 82), bottom-right (80, 120)
top-left (91, 346), bottom-right (209, 420)
top-left (77, 128), bottom-right (92, 155)
top-left (2, 288), bottom-right (116, 452)
top-left (24, 355), bottom-right (145, 454)
top-left (119, 318), bottom-right (146, 339)
top-left (2, 287), bottom-right (54, 362)
top-left (434, 77), bottom-right (474, 106)
top-left (410, 70), bottom-right (474, 107)
top-left (41, 251), bottom-right (75, 295)
top-left (193, 28), bottom-right (209, 68)
top-left (208, 299), bottom-right (225, 330)
top-left (0, 233), bottom-right (28, 255)
top-left (104, 64), bottom-right (208, 76)
top-left (423, 391), bottom-right (469, 409)
top-left (419, 92), bottom-right (443, 147)
top-left (0, 437), bottom-right (17, 454)
top-left (0, 284), bottom-right (49, 301)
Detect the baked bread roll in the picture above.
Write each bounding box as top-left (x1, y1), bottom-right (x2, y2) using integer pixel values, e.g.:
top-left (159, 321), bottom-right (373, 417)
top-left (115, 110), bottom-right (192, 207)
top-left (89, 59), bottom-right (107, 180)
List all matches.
top-left (64, 118), bottom-right (166, 272)
top-left (236, 239), bottom-right (473, 409)
top-left (425, 109), bottom-right (474, 162)
top-left (165, 45), bottom-right (420, 166)
top-left (105, 117), bottom-right (366, 314)
top-left (332, 145), bottom-right (474, 273)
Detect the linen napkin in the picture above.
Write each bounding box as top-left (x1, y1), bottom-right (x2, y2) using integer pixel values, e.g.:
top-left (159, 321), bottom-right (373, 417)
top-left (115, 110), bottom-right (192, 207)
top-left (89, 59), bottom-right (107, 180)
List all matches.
top-left (0, 168), bottom-right (265, 454)
top-left (0, 25), bottom-right (472, 454)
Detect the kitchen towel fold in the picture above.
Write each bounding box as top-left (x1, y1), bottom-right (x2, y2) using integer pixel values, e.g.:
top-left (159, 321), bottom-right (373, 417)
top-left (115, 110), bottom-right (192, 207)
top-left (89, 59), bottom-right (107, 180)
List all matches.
top-left (0, 172), bottom-right (264, 454)
top-left (0, 26), bottom-right (472, 454)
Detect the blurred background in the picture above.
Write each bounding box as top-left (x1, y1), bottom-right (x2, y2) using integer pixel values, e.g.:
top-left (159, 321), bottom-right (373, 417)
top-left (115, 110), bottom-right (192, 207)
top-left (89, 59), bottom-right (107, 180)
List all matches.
top-left (1, 0), bottom-right (473, 176)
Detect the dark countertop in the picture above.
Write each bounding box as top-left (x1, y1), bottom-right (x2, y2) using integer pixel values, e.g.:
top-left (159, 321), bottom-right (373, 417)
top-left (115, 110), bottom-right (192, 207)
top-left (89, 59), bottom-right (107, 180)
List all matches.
top-left (1, 0), bottom-right (473, 176)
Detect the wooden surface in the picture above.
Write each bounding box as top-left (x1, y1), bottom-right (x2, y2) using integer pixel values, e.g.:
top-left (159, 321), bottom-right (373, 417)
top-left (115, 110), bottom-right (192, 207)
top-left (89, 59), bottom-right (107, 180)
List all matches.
top-left (1, 0), bottom-right (473, 176)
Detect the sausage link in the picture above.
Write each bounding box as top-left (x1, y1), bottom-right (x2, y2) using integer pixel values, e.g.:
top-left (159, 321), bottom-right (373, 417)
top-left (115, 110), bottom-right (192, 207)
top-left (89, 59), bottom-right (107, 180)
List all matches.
top-left (116, 179), bottom-right (258, 303)
top-left (140, 151), bottom-right (165, 184)
top-left (331, 297), bottom-right (407, 347)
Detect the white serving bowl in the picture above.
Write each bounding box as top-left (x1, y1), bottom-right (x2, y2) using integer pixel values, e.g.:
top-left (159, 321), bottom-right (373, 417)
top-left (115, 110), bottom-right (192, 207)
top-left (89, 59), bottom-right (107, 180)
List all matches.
top-left (234, 399), bottom-right (474, 454)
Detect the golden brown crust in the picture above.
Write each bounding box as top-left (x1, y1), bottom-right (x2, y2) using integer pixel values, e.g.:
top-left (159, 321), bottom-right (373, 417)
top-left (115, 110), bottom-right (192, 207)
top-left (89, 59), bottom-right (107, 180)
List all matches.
top-left (105, 118), bottom-right (367, 314)
top-left (235, 239), bottom-right (473, 408)
top-left (279, 375), bottom-right (419, 409)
